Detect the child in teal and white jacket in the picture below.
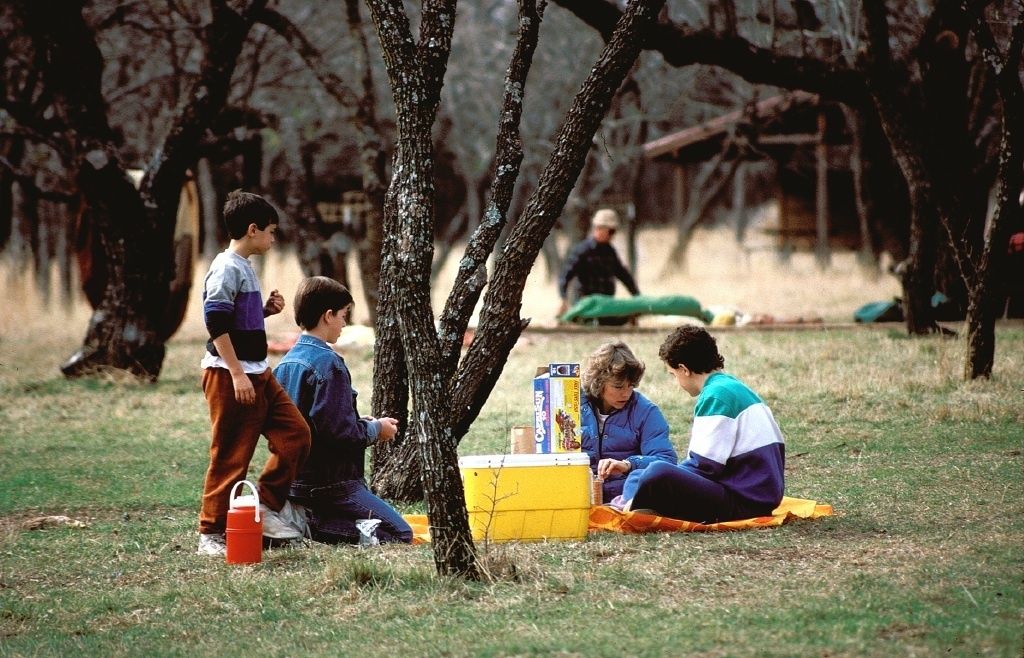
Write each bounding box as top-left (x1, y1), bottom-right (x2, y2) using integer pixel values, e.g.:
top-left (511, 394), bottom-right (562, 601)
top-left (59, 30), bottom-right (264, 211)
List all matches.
top-left (620, 326), bottom-right (785, 523)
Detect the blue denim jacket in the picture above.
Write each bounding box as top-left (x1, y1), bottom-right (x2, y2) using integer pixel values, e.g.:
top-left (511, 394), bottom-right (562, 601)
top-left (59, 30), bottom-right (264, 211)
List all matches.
top-left (273, 335), bottom-right (380, 497)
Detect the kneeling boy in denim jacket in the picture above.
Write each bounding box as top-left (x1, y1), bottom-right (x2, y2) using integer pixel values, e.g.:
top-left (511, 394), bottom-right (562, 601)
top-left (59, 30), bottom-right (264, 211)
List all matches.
top-left (273, 277), bottom-right (412, 544)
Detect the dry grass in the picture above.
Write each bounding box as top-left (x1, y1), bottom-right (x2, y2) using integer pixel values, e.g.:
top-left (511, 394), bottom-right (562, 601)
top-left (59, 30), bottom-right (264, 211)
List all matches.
top-left (2, 226), bottom-right (900, 347)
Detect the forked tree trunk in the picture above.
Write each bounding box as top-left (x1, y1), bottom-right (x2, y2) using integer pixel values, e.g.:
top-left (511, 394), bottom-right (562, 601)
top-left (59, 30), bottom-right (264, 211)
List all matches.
top-left (29, 0), bottom-right (267, 379)
top-left (366, 0), bottom-right (665, 581)
top-left (372, 0), bottom-right (547, 504)
top-left (451, 0), bottom-right (668, 442)
top-left (963, 18), bottom-right (1023, 379)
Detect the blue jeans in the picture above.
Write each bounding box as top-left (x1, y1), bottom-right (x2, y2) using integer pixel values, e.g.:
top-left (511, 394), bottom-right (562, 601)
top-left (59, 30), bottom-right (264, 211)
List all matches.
top-left (290, 480), bottom-right (412, 544)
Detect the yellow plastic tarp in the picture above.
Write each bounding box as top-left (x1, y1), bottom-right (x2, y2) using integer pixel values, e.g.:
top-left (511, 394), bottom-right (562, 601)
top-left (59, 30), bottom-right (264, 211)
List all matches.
top-left (402, 496), bottom-right (832, 543)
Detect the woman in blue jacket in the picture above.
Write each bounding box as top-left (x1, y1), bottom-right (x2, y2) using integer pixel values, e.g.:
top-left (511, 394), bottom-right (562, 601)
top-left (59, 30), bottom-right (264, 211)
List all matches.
top-left (580, 341), bottom-right (677, 502)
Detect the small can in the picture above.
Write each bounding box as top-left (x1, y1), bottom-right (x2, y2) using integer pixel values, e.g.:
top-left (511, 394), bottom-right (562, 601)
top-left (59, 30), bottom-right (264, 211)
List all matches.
top-left (592, 476), bottom-right (604, 506)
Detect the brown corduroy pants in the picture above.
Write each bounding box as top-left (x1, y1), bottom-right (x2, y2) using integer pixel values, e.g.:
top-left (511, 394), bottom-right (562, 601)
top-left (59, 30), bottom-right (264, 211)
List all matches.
top-left (198, 368), bottom-right (311, 535)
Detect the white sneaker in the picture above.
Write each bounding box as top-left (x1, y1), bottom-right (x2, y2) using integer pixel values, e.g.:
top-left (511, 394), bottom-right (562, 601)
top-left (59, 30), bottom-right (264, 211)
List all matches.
top-left (259, 503), bottom-right (303, 539)
top-left (621, 499), bottom-right (657, 515)
top-left (280, 500), bottom-right (310, 538)
top-left (197, 532), bottom-right (226, 556)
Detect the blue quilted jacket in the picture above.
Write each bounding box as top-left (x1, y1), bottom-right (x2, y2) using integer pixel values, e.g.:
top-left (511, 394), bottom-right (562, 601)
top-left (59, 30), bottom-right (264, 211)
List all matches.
top-left (580, 391), bottom-right (677, 500)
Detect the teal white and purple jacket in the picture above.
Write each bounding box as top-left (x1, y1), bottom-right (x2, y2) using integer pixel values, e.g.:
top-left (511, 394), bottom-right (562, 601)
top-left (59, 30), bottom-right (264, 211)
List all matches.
top-left (680, 372), bottom-right (785, 510)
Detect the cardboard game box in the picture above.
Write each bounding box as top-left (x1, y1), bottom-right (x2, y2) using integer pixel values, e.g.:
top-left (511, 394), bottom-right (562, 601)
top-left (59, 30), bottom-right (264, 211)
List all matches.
top-left (533, 363), bottom-right (581, 453)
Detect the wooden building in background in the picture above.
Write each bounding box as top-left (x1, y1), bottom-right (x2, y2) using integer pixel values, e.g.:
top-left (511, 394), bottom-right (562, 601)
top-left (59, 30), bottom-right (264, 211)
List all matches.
top-left (643, 91), bottom-right (864, 266)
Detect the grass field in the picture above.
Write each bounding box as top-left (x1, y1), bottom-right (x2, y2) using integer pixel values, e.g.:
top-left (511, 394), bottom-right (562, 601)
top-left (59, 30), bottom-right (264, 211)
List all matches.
top-left (1, 229), bottom-right (1021, 657)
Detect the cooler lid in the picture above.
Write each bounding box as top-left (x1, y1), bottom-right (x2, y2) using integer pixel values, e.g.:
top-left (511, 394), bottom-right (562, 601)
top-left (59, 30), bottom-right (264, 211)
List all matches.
top-left (458, 452), bottom-right (590, 469)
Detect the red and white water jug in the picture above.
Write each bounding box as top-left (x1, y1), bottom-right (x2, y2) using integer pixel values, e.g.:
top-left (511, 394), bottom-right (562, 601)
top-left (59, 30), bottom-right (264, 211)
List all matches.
top-left (226, 480), bottom-right (262, 564)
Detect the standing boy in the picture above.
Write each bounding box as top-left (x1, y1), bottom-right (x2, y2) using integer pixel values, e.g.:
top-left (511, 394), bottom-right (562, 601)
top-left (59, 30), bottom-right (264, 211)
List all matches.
top-left (197, 190), bottom-right (311, 556)
top-left (619, 325), bottom-right (785, 523)
top-left (273, 277), bottom-right (412, 545)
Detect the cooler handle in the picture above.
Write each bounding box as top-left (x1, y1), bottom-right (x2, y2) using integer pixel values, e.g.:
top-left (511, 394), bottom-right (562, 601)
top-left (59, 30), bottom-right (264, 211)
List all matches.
top-left (229, 479), bottom-right (261, 523)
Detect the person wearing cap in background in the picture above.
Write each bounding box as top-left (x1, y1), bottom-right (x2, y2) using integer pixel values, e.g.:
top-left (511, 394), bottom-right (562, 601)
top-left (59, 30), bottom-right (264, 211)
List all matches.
top-left (557, 208), bottom-right (641, 325)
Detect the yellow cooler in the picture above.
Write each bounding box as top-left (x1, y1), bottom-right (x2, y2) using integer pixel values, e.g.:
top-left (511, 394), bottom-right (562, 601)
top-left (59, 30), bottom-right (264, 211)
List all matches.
top-left (459, 453), bottom-right (592, 542)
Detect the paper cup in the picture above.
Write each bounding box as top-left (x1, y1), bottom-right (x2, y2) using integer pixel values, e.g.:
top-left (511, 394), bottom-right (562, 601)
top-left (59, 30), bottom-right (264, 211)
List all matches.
top-left (509, 425), bottom-right (535, 454)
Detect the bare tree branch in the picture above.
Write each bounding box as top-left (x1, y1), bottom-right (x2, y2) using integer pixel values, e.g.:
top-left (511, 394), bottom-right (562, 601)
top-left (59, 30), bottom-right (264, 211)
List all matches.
top-left (255, 7), bottom-right (359, 107)
top-left (550, 0), bottom-right (869, 105)
top-left (451, 0), bottom-right (667, 440)
top-left (436, 0), bottom-right (545, 375)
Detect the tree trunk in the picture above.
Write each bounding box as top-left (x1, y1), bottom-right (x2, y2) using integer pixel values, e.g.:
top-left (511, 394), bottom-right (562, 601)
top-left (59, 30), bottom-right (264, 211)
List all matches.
top-left (662, 152), bottom-right (741, 274)
top-left (0, 138), bottom-right (25, 252)
top-left (158, 177), bottom-right (200, 342)
top-left (367, 0), bottom-right (666, 579)
top-left (814, 110), bottom-right (831, 269)
top-left (963, 17), bottom-right (1023, 379)
top-left (368, 183), bottom-right (415, 500)
top-left (280, 118), bottom-right (331, 279)
top-left (46, 0), bottom-right (266, 379)
top-left (374, 0), bottom-right (545, 501)
top-left (860, 0), bottom-right (940, 335)
top-left (6, 182), bottom-right (34, 279)
top-left (898, 183), bottom-right (942, 335)
top-left (365, 0), bottom-right (478, 579)
top-left (841, 105), bottom-right (879, 272)
top-left (62, 165), bottom-right (168, 379)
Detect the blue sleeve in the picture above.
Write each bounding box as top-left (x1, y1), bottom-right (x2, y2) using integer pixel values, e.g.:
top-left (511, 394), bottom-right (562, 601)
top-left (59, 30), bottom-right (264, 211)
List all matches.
top-left (625, 404), bottom-right (677, 472)
top-left (308, 362), bottom-right (375, 448)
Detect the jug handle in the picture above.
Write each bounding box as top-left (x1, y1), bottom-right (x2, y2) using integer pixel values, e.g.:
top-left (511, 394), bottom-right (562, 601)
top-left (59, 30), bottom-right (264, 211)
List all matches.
top-left (229, 479), bottom-right (261, 523)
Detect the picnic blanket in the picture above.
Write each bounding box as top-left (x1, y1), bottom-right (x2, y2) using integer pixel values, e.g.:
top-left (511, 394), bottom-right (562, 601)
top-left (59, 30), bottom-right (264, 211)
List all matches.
top-left (560, 294), bottom-right (713, 324)
top-left (589, 495), bottom-right (832, 534)
top-left (402, 496), bottom-right (832, 543)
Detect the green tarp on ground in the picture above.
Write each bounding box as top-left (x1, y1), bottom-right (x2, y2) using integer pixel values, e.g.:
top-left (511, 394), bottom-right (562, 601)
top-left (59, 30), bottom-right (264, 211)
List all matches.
top-left (561, 294), bottom-right (713, 324)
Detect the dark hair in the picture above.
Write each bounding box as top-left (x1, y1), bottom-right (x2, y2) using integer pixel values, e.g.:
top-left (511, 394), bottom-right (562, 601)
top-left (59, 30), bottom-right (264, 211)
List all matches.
top-left (293, 276), bottom-right (354, 330)
top-left (658, 325), bottom-right (725, 374)
top-left (582, 341), bottom-right (645, 398)
top-left (222, 190), bottom-right (278, 239)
